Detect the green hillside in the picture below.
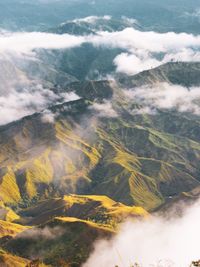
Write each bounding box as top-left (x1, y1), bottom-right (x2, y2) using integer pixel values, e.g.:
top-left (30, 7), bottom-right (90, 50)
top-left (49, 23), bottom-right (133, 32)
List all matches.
top-left (1, 57), bottom-right (200, 265)
top-left (1, 63), bottom-right (200, 212)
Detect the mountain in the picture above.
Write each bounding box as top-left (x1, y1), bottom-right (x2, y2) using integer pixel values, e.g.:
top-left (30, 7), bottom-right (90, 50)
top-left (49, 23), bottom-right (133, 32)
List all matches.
top-left (0, 62), bottom-right (200, 214)
top-left (1, 5), bottom-right (200, 264)
top-left (0, 195), bottom-right (146, 266)
top-left (118, 62), bottom-right (200, 88)
top-left (0, 58), bottom-right (200, 266)
top-left (1, 0), bottom-right (200, 34)
top-left (4, 217), bottom-right (113, 267)
top-left (19, 194), bottom-right (147, 226)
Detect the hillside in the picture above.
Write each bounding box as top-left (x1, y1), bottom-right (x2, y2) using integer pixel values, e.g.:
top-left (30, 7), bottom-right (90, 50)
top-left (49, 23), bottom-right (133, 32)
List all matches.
top-left (118, 62), bottom-right (200, 88)
top-left (1, 2), bottom-right (200, 265)
top-left (0, 194), bottom-right (147, 266)
top-left (4, 216), bottom-right (113, 267)
top-left (0, 249), bottom-right (30, 267)
top-left (19, 194), bottom-right (147, 226)
top-left (0, 63), bottom-right (200, 213)
top-left (0, 220), bottom-right (28, 238)
top-left (1, 19), bottom-right (200, 263)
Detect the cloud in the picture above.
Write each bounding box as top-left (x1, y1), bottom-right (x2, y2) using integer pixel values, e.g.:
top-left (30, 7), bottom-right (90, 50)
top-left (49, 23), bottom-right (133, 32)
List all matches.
top-left (17, 226), bottom-right (64, 240)
top-left (2, 22), bottom-right (200, 125)
top-left (72, 15), bottom-right (112, 24)
top-left (2, 25), bottom-right (200, 76)
top-left (114, 52), bottom-right (160, 75)
top-left (125, 83), bottom-right (200, 115)
top-left (121, 16), bottom-right (139, 26)
top-left (0, 31), bottom-right (85, 55)
top-left (90, 27), bottom-right (200, 53)
top-left (88, 27), bottom-right (200, 74)
top-left (0, 84), bottom-right (80, 126)
top-left (163, 48), bottom-right (200, 63)
top-left (89, 100), bottom-right (118, 118)
top-left (41, 110), bottom-right (57, 124)
top-left (83, 199), bottom-right (200, 267)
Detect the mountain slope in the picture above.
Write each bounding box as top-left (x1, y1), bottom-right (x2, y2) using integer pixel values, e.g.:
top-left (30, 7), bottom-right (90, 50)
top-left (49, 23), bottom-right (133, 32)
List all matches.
top-left (1, 63), bottom-right (200, 211)
top-left (19, 194), bottom-right (147, 226)
top-left (118, 62), bottom-right (200, 88)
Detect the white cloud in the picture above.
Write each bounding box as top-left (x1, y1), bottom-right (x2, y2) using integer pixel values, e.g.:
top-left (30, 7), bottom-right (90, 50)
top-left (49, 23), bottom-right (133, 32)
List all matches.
top-left (163, 48), bottom-right (200, 63)
top-left (121, 16), bottom-right (139, 26)
top-left (0, 30), bottom-right (83, 126)
top-left (90, 28), bottom-right (200, 53)
top-left (83, 199), bottom-right (200, 267)
top-left (114, 53), bottom-right (160, 75)
top-left (2, 23), bottom-right (200, 125)
top-left (17, 226), bottom-right (64, 240)
top-left (1, 26), bottom-right (200, 76)
top-left (88, 27), bottom-right (200, 74)
top-left (0, 31), bottom-right (85, 55)
top-left (125, 83), bottom-right (200, 115)
top-left (90, 101), bottom-right (118, 118)
top-left (0, 85), bottom-right (80, 126)
top-left (41, 110), bottom-right (56, 124)
top-left (72, 15), bottom-right (112, 24)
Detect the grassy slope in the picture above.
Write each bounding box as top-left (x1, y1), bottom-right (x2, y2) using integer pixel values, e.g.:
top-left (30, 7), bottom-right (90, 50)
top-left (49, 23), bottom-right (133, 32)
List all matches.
top-left (0, 220), bottom-right (28, 238)
top-left (1, 62), bottom-right (200, 265)
top-left (1, 194), bottom-right (147, 266)
top-left (0, 249), bottom-right (29, 267)
top-left (4, 217), bottom-right (113, 267)
top-left (1, 65), bottom-right (200, 211)
top-left (19, 194), bottom-right (147, 227)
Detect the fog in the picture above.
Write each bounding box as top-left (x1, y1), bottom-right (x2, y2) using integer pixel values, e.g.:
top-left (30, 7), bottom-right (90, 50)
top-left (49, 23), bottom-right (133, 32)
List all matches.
top-left (83, 199), bottom-right (200, 267)
top-left (125, 83), bottom-right (200, 115)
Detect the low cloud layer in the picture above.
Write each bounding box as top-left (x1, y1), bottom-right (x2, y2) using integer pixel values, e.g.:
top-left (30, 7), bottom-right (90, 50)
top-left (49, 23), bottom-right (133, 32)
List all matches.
top-left (90, 27), bottom-right (200, 75)
top-left (0, 31), bottom-right (85, 55)
top-left (2, 25), bottom-right (200, 75)
top-left (125, 83), bottom-right (200, 115)
top-left (1, 19), bottom-right (200, 125)
top-left (83, 199), bottom-right (200, 267)
top-left (0, 84), bottom-right (79, 125)
top-left (90, 100), bottom-right (118, 118)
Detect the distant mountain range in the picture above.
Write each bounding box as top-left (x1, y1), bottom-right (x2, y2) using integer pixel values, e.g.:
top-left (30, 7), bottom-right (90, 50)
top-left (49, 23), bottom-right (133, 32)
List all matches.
top-left (1, 0), bottom-right (200, 33)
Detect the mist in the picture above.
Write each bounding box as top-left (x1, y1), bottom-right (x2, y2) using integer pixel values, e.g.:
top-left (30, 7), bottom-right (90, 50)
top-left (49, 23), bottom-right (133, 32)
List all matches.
top-left (17, 226), bottom-right (64, 240)
top-left (125, 83), bottom-right (200, 115)
top-left (83, 199), bottom-right (200, 267)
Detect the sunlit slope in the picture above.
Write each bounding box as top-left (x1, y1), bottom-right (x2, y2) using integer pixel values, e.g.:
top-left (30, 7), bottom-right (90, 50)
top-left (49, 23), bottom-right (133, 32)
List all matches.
top-left (0, 220), bottom-right (28, 238)
top-left (1, 109), bottom-right (199, 210)
top-left (0, 201), bottom-right (20, 222)
top-left (19, 194), bottom-right (147, 226)
top-left (1, 194), bottom-right (147, 267)
top-left (0, 249), bottom-right (49, 267)
top-left (0, 249), bottom-right (29, 267)
top-left (4, 216), bottom-right (113, 267)
top-left (1, 63), bottom-right (200, 211)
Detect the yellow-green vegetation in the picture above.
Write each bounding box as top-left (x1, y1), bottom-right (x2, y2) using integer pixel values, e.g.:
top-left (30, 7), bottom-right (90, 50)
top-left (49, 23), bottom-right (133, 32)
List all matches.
top-left (1, 61), bottom-right (200, 267)
top-left (55, 216), bottom-right (115, 233)
top-left (0, 249), bottom-right (50, 267)
top-left (0, 249), bottom-right (29, 267)
top-left (1, 107), bottom-right (200, 211)
top-left (0, 201), bottom-right (20, 222)
top-left (0, 168), bottom-right (21, 204)
top-left (4, 215), bottom-right (113, 267)
top-left (1, 62), bottom-right (200, 213)
top-left (20, 194), bottom-right (148, 228)
top-left (0, 220), bottom-right (28, 238)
